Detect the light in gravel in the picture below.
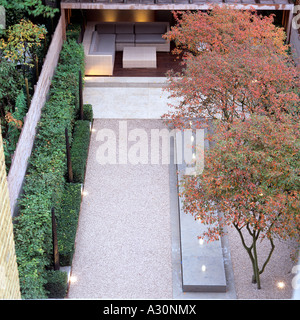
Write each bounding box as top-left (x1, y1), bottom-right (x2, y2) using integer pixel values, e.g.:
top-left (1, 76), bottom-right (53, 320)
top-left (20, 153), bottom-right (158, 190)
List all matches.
top-left (277, 281), bottom-right (285, 289)
top-left (201, 265), bottom-right (206, 272)
top-left (90, 122), bottom-right (96, 133)
top-left (69, 275), bottom-right (78, 284)
top-left (199, 239), bottom-right (204, 245)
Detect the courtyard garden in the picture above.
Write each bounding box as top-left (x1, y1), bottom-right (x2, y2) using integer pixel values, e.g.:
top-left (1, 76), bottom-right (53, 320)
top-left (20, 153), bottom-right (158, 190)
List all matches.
top-left (0, 1), bottom-right (299, 299)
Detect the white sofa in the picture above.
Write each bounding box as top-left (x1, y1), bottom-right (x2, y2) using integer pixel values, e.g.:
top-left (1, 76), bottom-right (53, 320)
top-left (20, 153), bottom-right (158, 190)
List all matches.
top-left (83, 21), bottom-right (170, 76)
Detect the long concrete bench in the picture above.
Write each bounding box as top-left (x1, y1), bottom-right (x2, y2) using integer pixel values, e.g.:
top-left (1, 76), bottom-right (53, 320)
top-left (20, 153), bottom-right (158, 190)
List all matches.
top-left (175, 128), bottom-right (227, 292)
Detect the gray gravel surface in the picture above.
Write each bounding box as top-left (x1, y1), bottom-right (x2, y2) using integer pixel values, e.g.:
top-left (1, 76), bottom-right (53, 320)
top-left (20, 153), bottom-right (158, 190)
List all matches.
top-left (68, 119), bottom-right (173, 299)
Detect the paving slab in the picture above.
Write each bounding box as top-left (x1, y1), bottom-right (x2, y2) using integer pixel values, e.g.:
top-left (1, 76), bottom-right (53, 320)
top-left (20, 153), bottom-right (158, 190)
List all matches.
top-left (83, 77), bottom-right (178, 119)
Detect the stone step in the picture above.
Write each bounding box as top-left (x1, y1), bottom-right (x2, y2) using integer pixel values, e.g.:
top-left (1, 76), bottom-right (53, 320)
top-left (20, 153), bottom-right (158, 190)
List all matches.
top-left (84, 76), bottom-right (168, 88)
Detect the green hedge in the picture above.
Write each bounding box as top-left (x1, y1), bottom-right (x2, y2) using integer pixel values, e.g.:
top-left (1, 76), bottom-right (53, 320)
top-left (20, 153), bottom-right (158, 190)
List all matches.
top-left (13, 39), bottom-right (85, 299)
top-left (44, 270), bottom-right (68, 299)
top-left (57, 183), bottom-right (82, 266)
top-left (71, 120), bottom-right (91, 183)
top-left (82, 104), bottom-right (93, 122)
top-left (66, 23), bottom-right (82, 41)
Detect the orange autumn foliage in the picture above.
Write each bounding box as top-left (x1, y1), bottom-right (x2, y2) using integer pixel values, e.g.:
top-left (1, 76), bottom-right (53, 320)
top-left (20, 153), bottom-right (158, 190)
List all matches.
top-left (164, 6), bottom-right (300, 289)
top-left (163, 6), bottom-right (299, 127)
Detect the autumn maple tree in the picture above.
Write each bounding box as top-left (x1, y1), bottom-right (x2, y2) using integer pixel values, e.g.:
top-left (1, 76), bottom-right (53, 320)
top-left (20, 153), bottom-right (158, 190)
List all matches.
top-left (163, 6), bottom-right (300, 289)
top-left (0, 19), bottom-right (46, 68)
top-left (163, 6), bottom-right (299, 126)
top-left (180, 115), bottom-right (300, 289)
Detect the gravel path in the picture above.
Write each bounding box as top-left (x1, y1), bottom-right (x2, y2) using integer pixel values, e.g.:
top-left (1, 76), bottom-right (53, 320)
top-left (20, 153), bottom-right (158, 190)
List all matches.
top-left (68, 119), bottom-right (173, 299)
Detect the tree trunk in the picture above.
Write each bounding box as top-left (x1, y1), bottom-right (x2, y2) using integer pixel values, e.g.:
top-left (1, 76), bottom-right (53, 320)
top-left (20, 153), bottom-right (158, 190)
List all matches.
top-left (51, 207), bottom-right (60, 271)
top-left (234, 223), bottom-right (275, 290)
top-left (65, 128), bottom-right (73, 183)
top-left (79, 70), bottom-right (83, 120)
top-left (252, 233), bottom-right (261, 289)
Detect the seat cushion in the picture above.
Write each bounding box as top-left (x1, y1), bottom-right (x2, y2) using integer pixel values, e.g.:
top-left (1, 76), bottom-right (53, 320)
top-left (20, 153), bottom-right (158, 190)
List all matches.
top-left (135, 34), bottom-right (166, 44)
top-left (116, 33), bottom-right (135, 43)
top-left (115, 22), bottom-right (134, 34)
top-left (96, 23), bottom-right (116, 34)
top-left (135, 23), bottom-right (167, 34)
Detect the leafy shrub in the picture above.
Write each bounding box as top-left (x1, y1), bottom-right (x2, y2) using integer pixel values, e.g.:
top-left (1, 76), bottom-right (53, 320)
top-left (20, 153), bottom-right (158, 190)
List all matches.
top-left (3, 90), bottom-right (30, 171)
top-left (57, 183), bottom-right (82, 266)
top-left (71, 120), bottom-right (91, 183)
top-left (44, 270), bottom-right (68, 299)
top-left (13, 38), bottom-right (85, 299)
top-left (66, 23), bottom-right (82, 41)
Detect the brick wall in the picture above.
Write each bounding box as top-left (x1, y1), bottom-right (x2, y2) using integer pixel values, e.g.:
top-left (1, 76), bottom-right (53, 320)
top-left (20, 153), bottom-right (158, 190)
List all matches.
top-left (7, 15), bottom-right (66, 216)
top-left (0, 128), bottom-right (21, 299)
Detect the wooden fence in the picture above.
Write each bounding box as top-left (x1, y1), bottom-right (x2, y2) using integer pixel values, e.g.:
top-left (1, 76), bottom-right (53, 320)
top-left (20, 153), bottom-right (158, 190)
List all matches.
top-left (7, 15), bottom-right (66, 216)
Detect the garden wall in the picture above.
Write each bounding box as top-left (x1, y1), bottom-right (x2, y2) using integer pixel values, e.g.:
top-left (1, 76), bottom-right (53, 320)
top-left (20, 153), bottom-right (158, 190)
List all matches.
top-left (0, 130), bottom-right (21, 299)
top-left (290, 27), bottom-right (300, 63)
top-left (7, 15), bottom-right (66, 216)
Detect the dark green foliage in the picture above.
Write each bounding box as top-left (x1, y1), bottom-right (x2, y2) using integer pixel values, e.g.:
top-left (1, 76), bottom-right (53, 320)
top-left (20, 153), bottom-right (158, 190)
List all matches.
top-left (44, 270), bottom-right (68, 299)
top-left (0, 0), bottom-right (59, 20)
top-left (71, 120), bottom-right (91, 183)
top-left (13, 39), bottom-right (84, 299)
top-left (57, 183), bottom-right (82, 266)
top-left (3, 90), bottom-right (28, 172)
top-left (83, 104), bottom-right (94, 122)
top-left (0, 59), bottom-right (23, 115)
top-left (66, 23), bottom-right (82, 41)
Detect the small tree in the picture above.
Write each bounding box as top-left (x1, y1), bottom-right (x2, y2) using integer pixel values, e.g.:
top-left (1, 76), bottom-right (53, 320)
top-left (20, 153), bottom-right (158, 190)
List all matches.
top-left (180, 115), bottom-right (300, 289)
top-left (0, 19), bottom-right (46, 69)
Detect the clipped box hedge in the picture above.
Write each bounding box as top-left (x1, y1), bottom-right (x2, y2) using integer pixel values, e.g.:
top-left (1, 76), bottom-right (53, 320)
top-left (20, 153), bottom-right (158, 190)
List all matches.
top-left (83, 104), bottom-right (93, 122)
top-left (57, 182), bottom-right (82, 266)
top-left (13, 39), bottom-right (85, 299)
top-left (71, 120), bottom-right (91, 183)
top-left (45, 270), bottom-right (68, 299)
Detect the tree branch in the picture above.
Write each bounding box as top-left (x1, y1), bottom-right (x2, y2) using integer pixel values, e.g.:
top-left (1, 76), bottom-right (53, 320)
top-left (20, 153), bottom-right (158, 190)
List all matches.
top-left (259, 237), bottom-right (275, 275)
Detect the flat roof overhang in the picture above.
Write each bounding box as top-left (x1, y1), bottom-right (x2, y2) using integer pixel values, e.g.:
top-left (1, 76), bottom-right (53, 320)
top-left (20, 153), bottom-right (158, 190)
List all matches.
top-left (61, 2), bottom-right (294, 11)
top-left (60, 1), bottom-right (294, 40)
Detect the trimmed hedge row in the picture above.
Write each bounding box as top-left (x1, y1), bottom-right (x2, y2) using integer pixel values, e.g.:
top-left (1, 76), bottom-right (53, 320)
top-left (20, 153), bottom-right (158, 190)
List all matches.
top-left (13, 39), bottom-right (85, 299)
top-left (82, 104), bottom-right (93, 122)
top-left (57, 182), bottom-right (82, 266)
top-left (44, 117), bottom-right (92, 298)
top-left (71, 120), bottom-right (91, 183)
top-left (45, 270), bottom-right (68, 299)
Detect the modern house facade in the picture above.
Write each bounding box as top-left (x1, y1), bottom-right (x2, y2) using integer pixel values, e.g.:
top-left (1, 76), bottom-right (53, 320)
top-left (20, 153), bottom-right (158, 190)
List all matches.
top-left (60, 0), bottom-right (297, 76)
